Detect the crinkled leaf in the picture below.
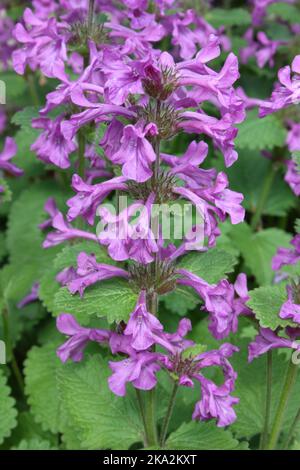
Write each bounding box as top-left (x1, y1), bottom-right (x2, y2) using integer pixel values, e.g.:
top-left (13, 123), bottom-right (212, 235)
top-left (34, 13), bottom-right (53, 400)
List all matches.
top-left (230, 223), bottom-right (291, 285)
top-left (247, 284), bottom-right (297, 330)
top-left (54, 279), bottom-right (138, 324)
top-left (231, 339), bottom-right (300, 440)
top-left (24, 342), bottom-right (65, 434)
top-left (12, 438), bottom-right (58, 450)
top-left (177, 248), bottom-right (237, 283)
top-left (0, 369), bottom-right (17, 444)
top-left (235, 111), bottom-right (287, 150)
top-left (57, 355), bottom-right (143, 450)
top-left (166, 421), bottom-right (241, 450)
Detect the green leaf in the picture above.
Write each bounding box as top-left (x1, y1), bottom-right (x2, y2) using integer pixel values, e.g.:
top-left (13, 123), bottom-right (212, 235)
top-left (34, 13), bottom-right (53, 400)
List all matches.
top-left (182, 344), bottom-right (207, 359)
top-left (162, 285), bottom-right (200, 316)
top-left (0, 369), bottom-right (17, 444)
top-left (247, 284), bottom-right (297, 330)
top-left (231, 339), bottom-right (300, 440)
top-left (0, 71), bottom-right (27, 101)
top-left (6, 184), bottom-right (63, 265)
top-left (268, 3), bottom-right (300, 23)
top-left (11, 107), bottom-right (40, 128)
top-left (24, 342), bottom-right (65, 434)
top-left (12, 438), bottom-right (58, 450)
top-left (0, 179), bottom-right (12, 203)
top-left (57, 355), bottom-right (143, 450)
top-left (230, 223), bottom-right (291, 285)
top-left (205, 8), bottom-right (251, 28)
top-left (54, 279), bottom-right (138, 324)
top-left (235, 110), bottom-right (287, 151)
top-left (166, 421), bottom-right (241, 450)
top-left (177, 248), bottom-right (237, 284)
top-left (216, 149), bottom-right (296, 217)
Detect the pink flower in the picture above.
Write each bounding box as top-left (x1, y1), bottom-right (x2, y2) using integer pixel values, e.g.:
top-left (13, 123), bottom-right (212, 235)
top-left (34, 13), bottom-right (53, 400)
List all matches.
top-left (56, 313), bottom-right (111, 363)
top-left (110, 121), bottom-right (158, 183)
top-left (0, 137), bottom-right (22, 177)
top-left (67, 252), bottom-right (129, 297)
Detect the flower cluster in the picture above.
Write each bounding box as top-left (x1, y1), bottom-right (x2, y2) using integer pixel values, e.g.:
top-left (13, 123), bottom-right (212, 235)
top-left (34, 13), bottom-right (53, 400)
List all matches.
top-left (249, 232), bottom-right (300, 362)
top-left (13, 0), bottom-right (247, 435)
top-left (56, 292), bottom-right (240, 427)
top-left (241, 1), bottom-right (298, 70)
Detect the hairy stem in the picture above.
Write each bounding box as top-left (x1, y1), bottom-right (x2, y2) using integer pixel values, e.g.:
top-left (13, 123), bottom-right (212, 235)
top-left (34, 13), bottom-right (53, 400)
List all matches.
top-left (2, 308), bottom-right (24, 395)
top-left (251, 164), bottom-right (277, 230)
top-left (260, 351), bottom-right (273, 449)
top-left (267, 360), bottom-right (298, 449)
top-left (159, 382), bottom-right (178, 447)
top-left (283, 406), bottom-right (300, 449)
top-left (26, 73), bottom-right (40, 107)
top-left (88, 0), bottom-right (95, 30)
top-left (78, 130), bottom-right (86, 180)
top-left (135, 389), bottom-right (148, 445)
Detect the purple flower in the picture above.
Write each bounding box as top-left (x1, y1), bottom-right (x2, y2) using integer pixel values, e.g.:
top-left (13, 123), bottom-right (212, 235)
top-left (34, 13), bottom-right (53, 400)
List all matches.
top-left (0, 137), bottom-right (23, 177)
top-left (286, 121), bottom-right (300, 152)
top-left (192, 376), bottom-right (239, 427)
top-left (179, 111), bottom-right (239, 168)
top-left (67, 175), bottom-right (128, 225)
top-left (31, 116), bottom-right (77, 169)
top-left (162, 140), bottom-right (216, 189)
top-left (259, 56), bottom-right (300, 117)
top-left (124, 291), bottom-right (176, 352)
top-left (98, 194), bottom-right (158, 264)
top-left (279, 286), bottom-right (300, 324)
top-left (39, 197), bottom-right (59, 230)
top-left (101, 50), bottom-right (144, 105)
top-left (285, 159), bottom-right (300, 197)
top-left (164, 342), bottom-right (239, 426)
top-left (195, 172), bottom-right (245, 225)
top-left (67, 252), bottom-right (129, 297)
top-left (17, 283), bottom-right (39, 309)
top-left (248, 327), bottom-right (300, 362)
top-left (177, 270), bottom-right (249, 339)
top-left (43, 210), bottom-right (98, 248)
top-left (272, 234), bottom-right (300, 270)
top-left (110, 121), bottom-right (158, 183)
top-left (61, 104), bottom-right (135, 141)
top-left (56, 313), bottom-right (111, 363)
top-left (108, 351), bottom-right (161, 397)
top-left (56, 266), bottom-right (77, 286)
top-left (12, 8), bottom-right (68, 79)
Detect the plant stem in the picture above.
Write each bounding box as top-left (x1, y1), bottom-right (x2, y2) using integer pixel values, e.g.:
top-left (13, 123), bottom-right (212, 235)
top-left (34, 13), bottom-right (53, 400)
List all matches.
top-left (2, 308), bottom-right (24, 395)
top-left (142, 292), bottom-right (159, 447)
top-left (260, 351), bottom-right (273, 449)
top-left (143, 387), bottom-right (158, 447)
top-left (26, 74), bottom-right (40, 107)
top-left (159, 382), bottom-right (178, 447)
top-left (135, 389), bottom-right (148, 444)
top-left (88, 0), bottom-right (95, 30)
top-left (283, 406), bottom-right (300, 449)
top-left (154, 100), bottom-right (161, 182)
top-left (267, 360), bottom-right (298, 449)
top-left (251, 164), bottom-right (277, 230)
top-left (78, 130), bottom-right (86, 180)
